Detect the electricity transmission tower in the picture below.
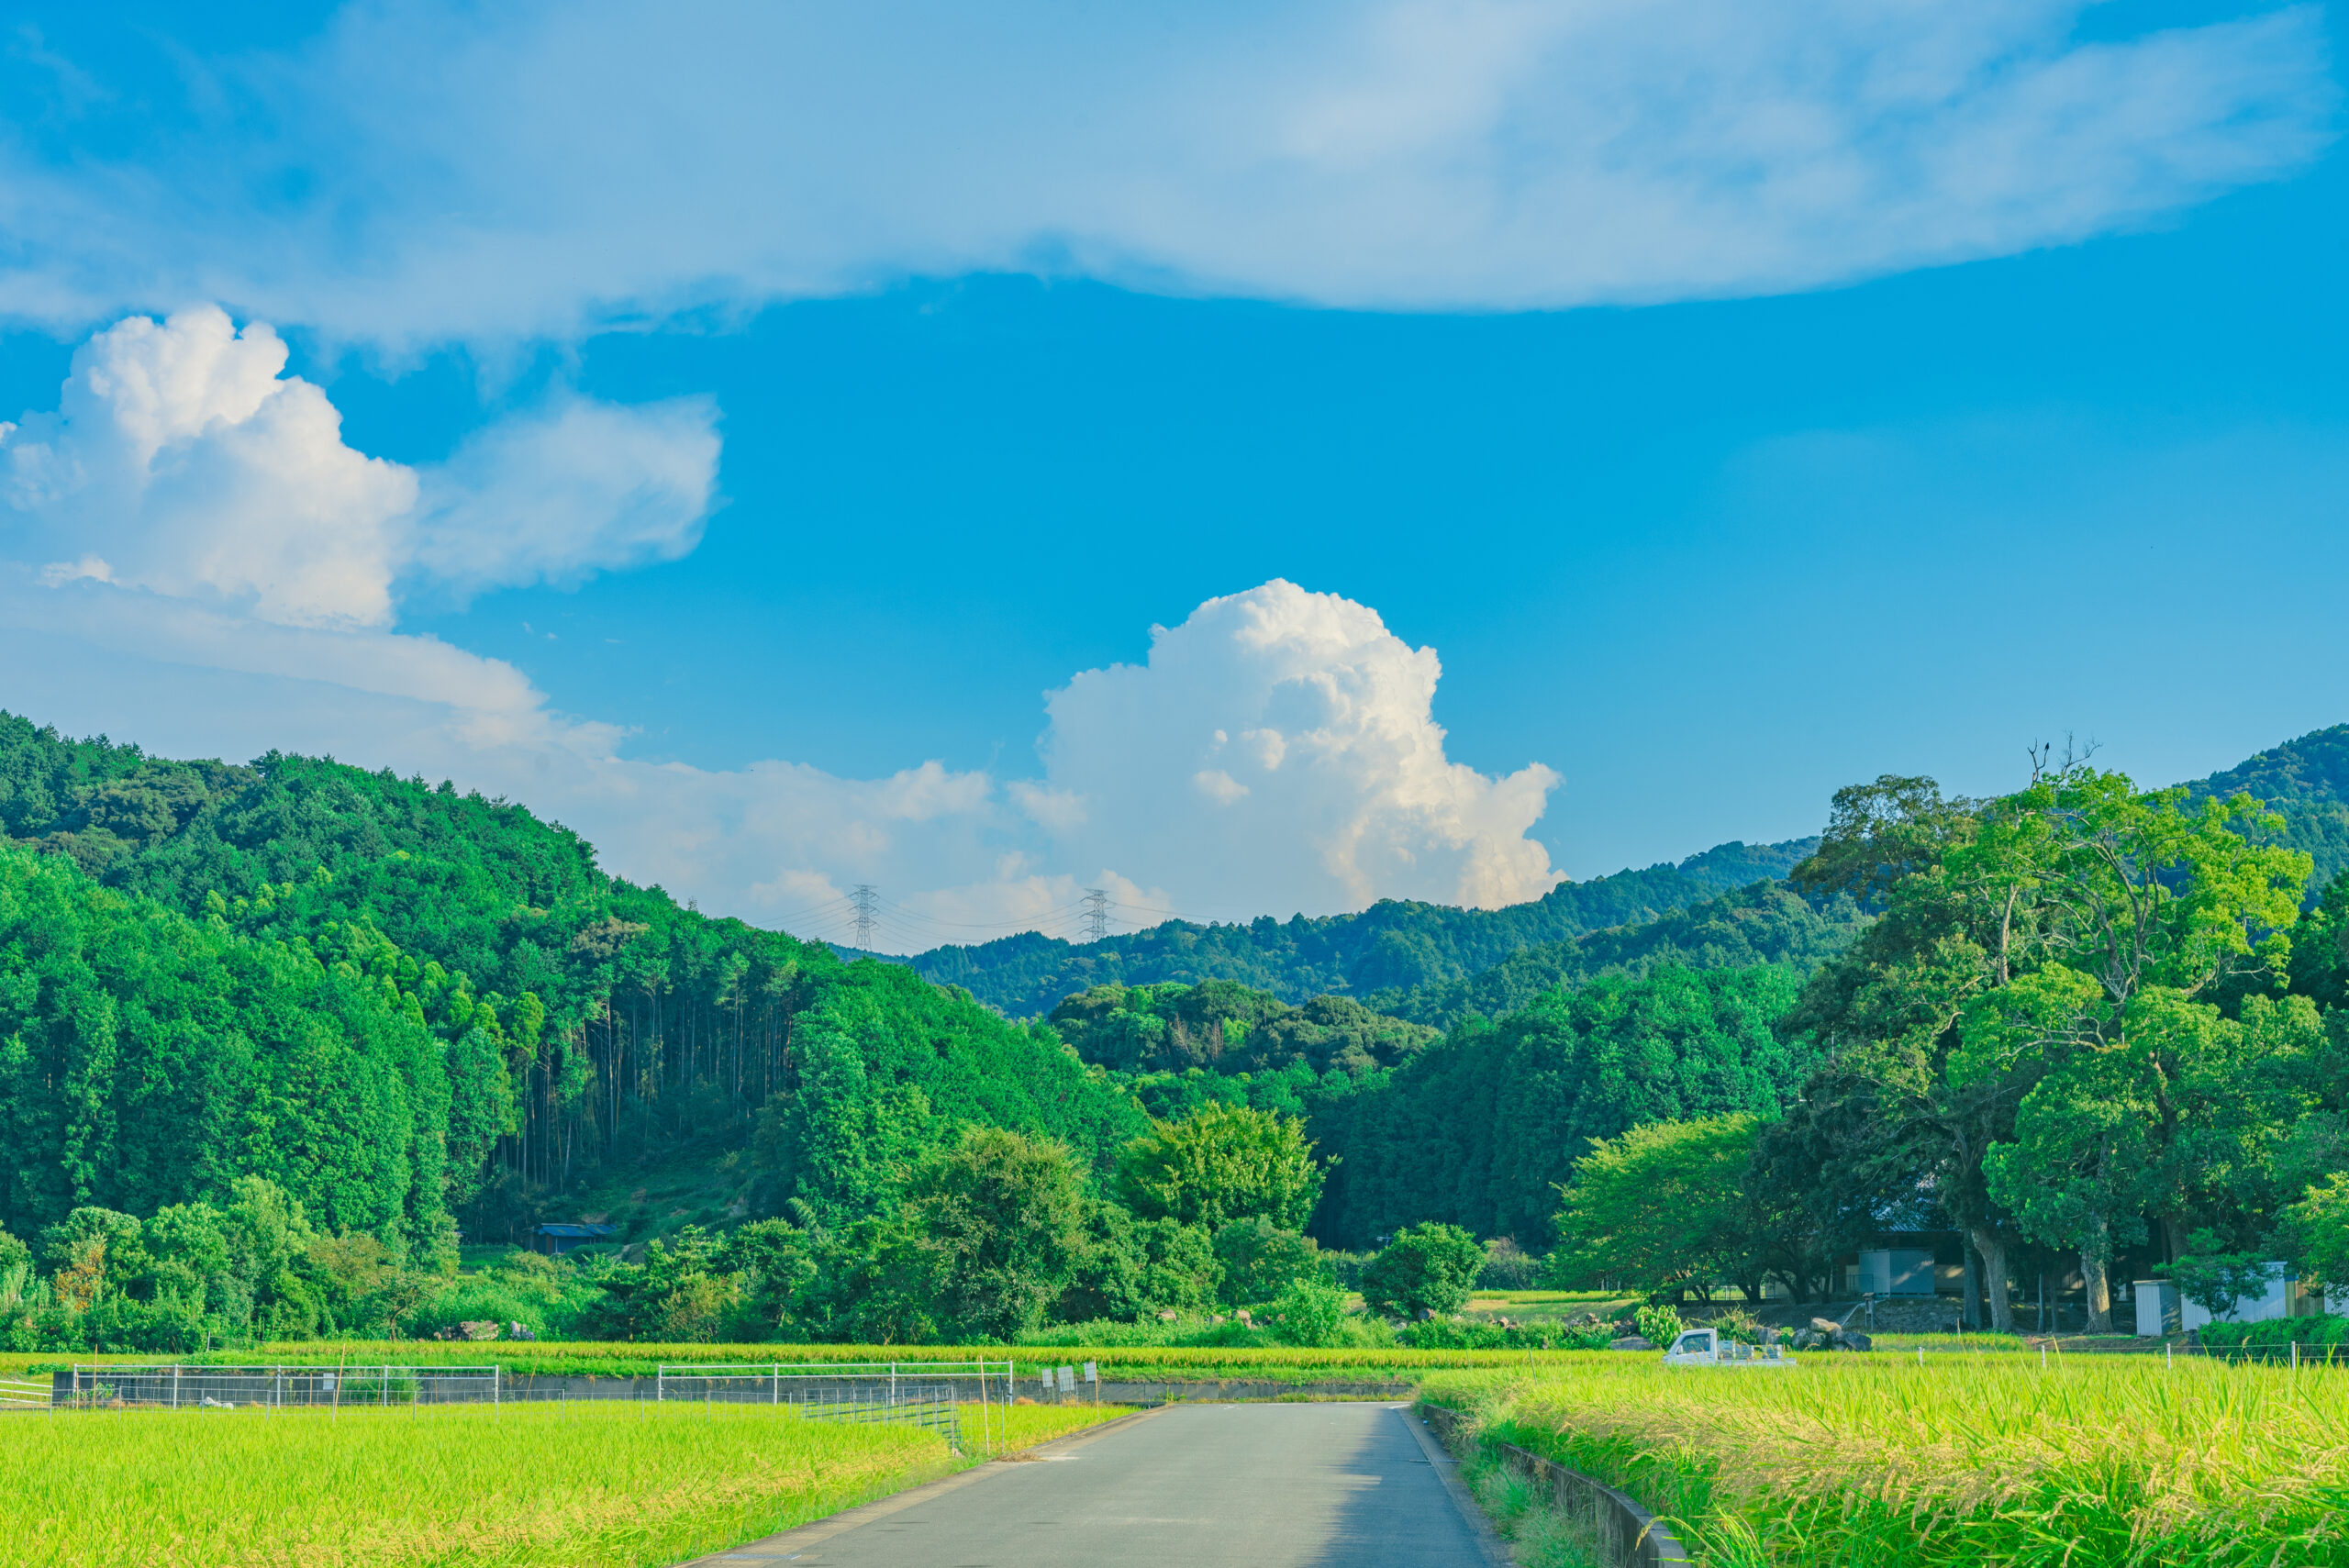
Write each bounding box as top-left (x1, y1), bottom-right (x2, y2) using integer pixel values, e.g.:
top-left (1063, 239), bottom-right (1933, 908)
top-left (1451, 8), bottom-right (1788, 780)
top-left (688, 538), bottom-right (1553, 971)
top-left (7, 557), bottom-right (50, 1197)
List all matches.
top-left (1081, 888), bottom-right (1109, 942)
top-left (850, 885), bottom-right (878, 951)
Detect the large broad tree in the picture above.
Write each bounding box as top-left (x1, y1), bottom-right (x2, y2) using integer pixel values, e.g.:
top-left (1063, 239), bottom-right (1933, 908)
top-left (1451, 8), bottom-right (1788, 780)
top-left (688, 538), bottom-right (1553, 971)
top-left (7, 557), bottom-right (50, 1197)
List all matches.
top-left (1784, 760), bottom-right (2309, 1331)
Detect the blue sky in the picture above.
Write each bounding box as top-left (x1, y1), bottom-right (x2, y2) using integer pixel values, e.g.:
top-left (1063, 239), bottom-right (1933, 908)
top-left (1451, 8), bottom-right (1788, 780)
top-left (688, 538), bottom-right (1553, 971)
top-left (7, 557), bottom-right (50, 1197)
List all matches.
top-left (0, 1), bottom-right (2343, 949)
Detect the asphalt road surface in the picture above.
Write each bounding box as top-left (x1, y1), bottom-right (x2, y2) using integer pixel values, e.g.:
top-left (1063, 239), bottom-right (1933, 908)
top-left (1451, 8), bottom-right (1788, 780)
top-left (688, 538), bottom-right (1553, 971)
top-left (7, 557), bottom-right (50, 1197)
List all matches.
top-left (691, 1402), bottom-right (1502, 1567)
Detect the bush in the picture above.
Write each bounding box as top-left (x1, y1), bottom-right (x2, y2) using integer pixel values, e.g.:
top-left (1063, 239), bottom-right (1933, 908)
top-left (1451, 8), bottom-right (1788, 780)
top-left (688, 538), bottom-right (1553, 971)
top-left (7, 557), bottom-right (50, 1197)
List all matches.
top-left (1399, 1318), bottom-right (1611, 1351)
top-left (406, 1278), bottom-right (554, 1340)
top-left (1213, 1218), bottom-right (1320, 1307)
top-left (1635, 1304), bottom-right (1684, 1347)
top-left (1269, 1277), bottom-right (1347, 1347)
top-left (2198, 1315), bottom-right (2349, 1351)
top-left (1476, 1238), bottom-right (1539, 1291)
top-left (1361, 1223), bottom-right (1485, 1319)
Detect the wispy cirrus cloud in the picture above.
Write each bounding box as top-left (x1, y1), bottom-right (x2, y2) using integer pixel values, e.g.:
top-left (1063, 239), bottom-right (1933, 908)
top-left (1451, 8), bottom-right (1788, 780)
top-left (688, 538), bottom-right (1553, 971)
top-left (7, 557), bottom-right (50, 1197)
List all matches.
top-left (0, 1), bottom-right (2330, 345)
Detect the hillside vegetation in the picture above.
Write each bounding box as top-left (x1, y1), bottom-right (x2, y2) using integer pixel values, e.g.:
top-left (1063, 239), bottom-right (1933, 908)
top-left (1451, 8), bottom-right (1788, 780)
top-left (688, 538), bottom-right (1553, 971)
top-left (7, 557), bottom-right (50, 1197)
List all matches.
top-left (10, 711), bottom-right (2349, 1361)
top-left (0, 711), bottom-right (1143, 1252)
top-left (909, 837), bottom-right (1818, 1016)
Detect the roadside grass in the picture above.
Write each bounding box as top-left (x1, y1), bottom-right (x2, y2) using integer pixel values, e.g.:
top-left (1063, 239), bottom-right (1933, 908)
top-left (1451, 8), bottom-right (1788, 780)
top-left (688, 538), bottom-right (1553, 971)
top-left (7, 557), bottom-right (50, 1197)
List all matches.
top-left (1421, 1353), bottom-right (2349, 1566)
top-left (0, 1396), bottom-right (1119, 1568)
top-left (1457, 1441), bottom-right (1604, 1568)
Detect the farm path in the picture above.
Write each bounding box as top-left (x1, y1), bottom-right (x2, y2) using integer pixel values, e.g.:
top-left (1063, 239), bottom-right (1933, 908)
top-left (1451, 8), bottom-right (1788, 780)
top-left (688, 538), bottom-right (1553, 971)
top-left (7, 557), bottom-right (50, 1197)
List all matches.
top-left (690, 1401), bottom-right (1503, 1567)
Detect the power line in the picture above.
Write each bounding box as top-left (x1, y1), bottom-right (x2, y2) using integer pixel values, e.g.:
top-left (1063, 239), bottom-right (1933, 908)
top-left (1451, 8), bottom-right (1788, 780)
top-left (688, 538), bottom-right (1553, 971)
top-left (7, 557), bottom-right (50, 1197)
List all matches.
top-left (1082, 888), bottom-right (1109, 941)
top-left (849, 884), bottom-right (878, 951)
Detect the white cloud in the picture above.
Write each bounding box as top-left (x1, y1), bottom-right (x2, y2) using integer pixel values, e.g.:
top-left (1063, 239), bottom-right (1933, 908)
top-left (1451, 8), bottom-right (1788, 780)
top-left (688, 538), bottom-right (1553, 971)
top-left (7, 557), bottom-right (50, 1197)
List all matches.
top-left (413, 394), bottom-right (721, 600)
top-left (1035, 582), bottom-right (1561, 913)
top-left (0, 307), bottom-right (722, 625)
top-left (0, 307), bottom-right (416, 628)
top-left (0, 2), bottom-right (2329, 341)
top-left (1, 567), bottom-right (1563, 948)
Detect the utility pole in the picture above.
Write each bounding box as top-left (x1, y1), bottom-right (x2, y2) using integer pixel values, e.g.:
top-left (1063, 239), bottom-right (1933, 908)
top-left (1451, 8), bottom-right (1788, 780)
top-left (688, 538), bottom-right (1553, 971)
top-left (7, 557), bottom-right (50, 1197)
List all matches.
top-left (850, 885), bottom-right (878, 951)
top-left (1081, 888), bottom-right (1109, 942)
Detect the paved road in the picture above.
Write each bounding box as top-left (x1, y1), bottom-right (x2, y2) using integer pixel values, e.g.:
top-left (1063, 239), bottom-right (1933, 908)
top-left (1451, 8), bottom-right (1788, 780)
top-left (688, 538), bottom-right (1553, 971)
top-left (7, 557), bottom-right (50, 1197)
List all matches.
top-left (693, 1402), bottom-right (1500, 1567)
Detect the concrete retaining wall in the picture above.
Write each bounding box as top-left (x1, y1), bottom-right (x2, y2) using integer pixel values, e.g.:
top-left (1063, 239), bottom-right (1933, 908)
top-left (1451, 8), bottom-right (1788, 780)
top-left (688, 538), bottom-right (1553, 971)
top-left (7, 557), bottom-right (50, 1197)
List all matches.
top-left (1419, 1402), bottom-right (1691, 1568)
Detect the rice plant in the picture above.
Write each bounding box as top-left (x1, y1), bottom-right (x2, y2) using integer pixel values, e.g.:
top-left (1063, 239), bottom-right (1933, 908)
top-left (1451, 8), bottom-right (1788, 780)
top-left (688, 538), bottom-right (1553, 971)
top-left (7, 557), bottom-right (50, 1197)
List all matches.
top-left (0, 1397), bottom-right (1117, 1568)
top-left (1422, 1352), bottom-right (2349, 1566)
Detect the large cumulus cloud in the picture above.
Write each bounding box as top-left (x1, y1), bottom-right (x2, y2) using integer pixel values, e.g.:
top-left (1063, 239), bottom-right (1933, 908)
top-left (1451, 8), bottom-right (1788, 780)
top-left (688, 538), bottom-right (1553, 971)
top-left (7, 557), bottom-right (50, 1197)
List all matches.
top-left (1030, 583), bottom-right (1559, 913)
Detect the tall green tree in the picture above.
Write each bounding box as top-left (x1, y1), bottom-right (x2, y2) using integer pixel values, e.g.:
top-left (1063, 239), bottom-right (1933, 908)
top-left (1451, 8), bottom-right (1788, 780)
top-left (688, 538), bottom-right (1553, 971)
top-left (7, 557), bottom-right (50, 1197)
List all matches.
top-left (1115, 1103), bottom-right (1324, 1232)
top-left (889, 1127), bottom-right (1090, 1342)
top-left (1785, 760), bottom-right (2310, 1330)
top-left (1548, 1115), bottom-right (1766, 1302)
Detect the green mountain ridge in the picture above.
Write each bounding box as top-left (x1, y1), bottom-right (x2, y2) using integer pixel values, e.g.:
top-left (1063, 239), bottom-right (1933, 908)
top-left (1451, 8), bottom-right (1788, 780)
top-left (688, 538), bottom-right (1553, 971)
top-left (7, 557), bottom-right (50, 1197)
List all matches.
top-left (904, 836), bottom-right (1823, 1017)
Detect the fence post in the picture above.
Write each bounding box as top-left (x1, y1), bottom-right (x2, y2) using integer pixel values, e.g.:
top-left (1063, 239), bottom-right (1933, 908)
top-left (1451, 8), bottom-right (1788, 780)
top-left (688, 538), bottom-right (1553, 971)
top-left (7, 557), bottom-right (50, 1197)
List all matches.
top-left (658, 1367), bottom-right (665, 1405)
top-left (773, 1362), bottom-right (779, 1404)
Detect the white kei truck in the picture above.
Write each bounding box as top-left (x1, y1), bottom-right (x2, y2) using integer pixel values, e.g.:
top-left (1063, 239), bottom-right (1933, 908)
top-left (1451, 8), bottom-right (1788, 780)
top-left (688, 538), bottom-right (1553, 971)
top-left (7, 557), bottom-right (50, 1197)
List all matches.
top-left (1660, 1327), bottom-right (1798, 1368)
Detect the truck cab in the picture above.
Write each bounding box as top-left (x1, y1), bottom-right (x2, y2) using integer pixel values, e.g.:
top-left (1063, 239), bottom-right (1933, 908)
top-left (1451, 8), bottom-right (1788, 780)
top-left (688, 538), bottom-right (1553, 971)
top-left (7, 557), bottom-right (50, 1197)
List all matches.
top-left (1661, 1328), bottom-right (1797, 1368)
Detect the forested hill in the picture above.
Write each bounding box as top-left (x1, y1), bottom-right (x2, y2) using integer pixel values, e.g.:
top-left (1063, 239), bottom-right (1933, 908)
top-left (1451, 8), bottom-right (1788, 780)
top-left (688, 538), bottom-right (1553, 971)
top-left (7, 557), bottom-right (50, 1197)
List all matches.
top-left (907, 836), bottom-right (1820, 1017)
top-left (0, 713), bottom-right (1144, 1250)
top-left (2190, 724), bottom-right (2349, 897)
top-left (1369, 879), bottom-right (1866, 1030)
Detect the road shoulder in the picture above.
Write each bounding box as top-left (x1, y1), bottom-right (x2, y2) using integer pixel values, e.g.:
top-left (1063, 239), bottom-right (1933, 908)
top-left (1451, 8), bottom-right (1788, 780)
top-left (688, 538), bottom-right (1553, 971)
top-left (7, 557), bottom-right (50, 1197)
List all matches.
top-left (674, 1405), bottom-right (1174, 1565)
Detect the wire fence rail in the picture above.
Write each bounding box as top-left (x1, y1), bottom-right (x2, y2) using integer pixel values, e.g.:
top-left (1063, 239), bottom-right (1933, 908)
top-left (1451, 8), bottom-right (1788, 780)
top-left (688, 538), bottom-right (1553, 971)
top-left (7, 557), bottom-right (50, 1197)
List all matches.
top-left (55, 1364), bottom-right (502, 1412)
top-left (28, 1361), bottom-right (1021, 1453)
top-left (655, 1361), bottom-right (1016, 1452)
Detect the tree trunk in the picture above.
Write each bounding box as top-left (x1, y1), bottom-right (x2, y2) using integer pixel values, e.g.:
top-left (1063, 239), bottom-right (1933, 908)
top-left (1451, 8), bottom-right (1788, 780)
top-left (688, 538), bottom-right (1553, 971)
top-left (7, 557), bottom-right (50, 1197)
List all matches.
top-left (2082, 1229), bottom-right (2113, 1333)
top-left (1969, 1225), bottom-right (2016, 1332)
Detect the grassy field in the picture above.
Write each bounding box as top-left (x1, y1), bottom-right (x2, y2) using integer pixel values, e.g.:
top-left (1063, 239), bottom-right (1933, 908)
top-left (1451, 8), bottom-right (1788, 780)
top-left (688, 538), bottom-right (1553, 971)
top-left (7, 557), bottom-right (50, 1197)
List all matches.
top-left (0, 1397), bottom-right (1120, 1568)
top-left (5, 1340), bottom-right (1609, 1384)
top-left (1422, 1352), bottom-right (2349, 1566)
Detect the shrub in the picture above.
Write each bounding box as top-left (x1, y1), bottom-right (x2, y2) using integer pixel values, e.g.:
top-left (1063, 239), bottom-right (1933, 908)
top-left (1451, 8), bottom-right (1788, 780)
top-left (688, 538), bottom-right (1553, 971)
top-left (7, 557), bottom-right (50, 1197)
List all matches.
top-left (1269, 1277), bottom-right (1348, 1348)
top-left (1476, 1238), bottom-right (1539, 1291)
top-left (1635, 1304), bottom-right (1683, 1347)
top-left (1213, 1218), bottom-right (1320, 1307)
top-left (1362, 1223), bottom-right (1485, 1319)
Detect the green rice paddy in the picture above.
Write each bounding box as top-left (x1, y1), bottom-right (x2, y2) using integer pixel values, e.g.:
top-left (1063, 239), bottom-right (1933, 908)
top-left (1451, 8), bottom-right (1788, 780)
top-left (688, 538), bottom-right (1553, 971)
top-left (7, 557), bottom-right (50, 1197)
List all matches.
top-left (0, 1397), bottom-right (1119, 1568)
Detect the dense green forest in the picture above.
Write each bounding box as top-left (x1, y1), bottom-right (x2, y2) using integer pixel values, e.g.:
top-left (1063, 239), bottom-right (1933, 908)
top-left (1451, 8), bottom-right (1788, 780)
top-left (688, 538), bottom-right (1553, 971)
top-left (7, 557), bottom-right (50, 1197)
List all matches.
top-left (2188, 725), bottom-right (2349, 895)
top-left (907, 838), bottom-right (1819, 1016)
top-left (9, 710), bottom-right (2349, 1351)
top-left (0, 712), bottom-right (1141, 1244)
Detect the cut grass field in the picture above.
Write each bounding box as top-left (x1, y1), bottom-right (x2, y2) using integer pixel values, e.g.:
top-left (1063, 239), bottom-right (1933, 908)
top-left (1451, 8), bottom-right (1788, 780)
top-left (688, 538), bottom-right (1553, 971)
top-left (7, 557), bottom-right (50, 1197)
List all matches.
top-left (0, 1397), bottom-right (1120, 1568)
top-left (1422, 1352), bottom-right (2349, 1566)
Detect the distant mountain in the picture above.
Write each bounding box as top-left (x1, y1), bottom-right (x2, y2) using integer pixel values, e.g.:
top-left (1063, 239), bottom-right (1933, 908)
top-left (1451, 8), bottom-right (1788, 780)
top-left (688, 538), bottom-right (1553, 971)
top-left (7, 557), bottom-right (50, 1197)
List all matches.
top-left (1367, 878), bottom-right (1867, 1031)
top-left (2188, 724), bottom-right (2349, 899)
top-left (907, 722), bottom-right (2349, 1022)
top-left (907, 837), bottom-right (1820, 1018)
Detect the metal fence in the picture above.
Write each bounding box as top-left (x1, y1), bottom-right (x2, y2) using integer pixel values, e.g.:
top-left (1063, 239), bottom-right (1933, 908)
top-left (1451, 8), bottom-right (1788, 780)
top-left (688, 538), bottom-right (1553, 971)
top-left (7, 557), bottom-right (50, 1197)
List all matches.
top-left (58, 1364), bottom-right (502, 1411)
top-left (656, 1362), bottom-right (1015, 1452)
top-left (39, 1361), bottom-right (1014, 1451)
